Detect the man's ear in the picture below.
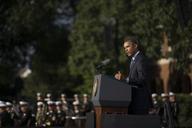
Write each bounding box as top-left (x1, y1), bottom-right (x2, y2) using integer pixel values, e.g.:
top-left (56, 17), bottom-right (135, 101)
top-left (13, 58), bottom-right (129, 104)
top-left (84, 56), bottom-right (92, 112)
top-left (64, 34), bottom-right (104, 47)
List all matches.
top-left (134, 44), bottom-right (138, 49)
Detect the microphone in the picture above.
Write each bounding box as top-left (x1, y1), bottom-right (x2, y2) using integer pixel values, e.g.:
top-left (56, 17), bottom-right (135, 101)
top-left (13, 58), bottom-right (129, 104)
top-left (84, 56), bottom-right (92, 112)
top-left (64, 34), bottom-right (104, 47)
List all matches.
top-left (96, 58), bottom-right (111, 69)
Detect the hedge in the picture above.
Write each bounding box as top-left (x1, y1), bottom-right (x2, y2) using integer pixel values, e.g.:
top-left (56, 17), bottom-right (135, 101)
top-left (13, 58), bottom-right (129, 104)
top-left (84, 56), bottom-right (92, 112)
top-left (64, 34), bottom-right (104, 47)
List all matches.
top-left (176, 94), bottom-right (192, 128)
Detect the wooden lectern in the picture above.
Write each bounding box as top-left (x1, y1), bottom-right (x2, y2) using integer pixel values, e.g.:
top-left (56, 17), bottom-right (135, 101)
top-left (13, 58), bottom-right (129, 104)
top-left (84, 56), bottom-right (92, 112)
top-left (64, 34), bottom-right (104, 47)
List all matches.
top-left (92, 74), bottom-right (132, 128)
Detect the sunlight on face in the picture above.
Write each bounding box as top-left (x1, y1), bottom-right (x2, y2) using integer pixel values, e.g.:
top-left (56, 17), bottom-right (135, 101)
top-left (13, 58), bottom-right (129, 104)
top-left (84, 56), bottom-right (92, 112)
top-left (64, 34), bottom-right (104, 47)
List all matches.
top-left (123, 41), bottom-right (138, 56)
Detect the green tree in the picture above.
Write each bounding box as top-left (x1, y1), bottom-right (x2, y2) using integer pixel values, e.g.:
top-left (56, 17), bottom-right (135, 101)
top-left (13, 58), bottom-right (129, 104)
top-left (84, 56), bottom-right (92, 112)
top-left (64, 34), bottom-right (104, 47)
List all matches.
top-left (68, 0), bottom-right (192, 94)
top-left (1, 0), bottom-right (191, 99)
top-left (68, 0), bottom-right (133, 94)
top-left (130, 0), bottom-right (192, 71)
top-left (22, 0), bottom-right (75, 98)
top-left (0, 0), bottom-right (74, 98)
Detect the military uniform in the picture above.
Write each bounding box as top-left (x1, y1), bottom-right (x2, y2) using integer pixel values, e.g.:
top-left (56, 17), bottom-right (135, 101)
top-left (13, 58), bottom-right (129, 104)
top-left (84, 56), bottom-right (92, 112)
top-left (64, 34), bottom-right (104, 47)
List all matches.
top-left (45, 110), bottom-right (57, 127)
top-left (150, 93), bottom-right (160, 115)
top-left (6, 102), bottom-right (20, 127)
top-left (0, 102), bottom-right (14, 127)
top-left (60, 93), bottom-right (69, 113)
top-left (159, 93), bottom-right (174, 128)
top-left (36, 102), bottom-right (45, 127)
top-left (18, 101), bottom-right (35, 127)
top-left (56, 110), bottom-right (66, 126)
top-left (169, 92), bottom-right (179, 127)
top-left (81, 94), bottom-right (93, 116)
top-left (44, 101), bottom-right (57, 127)
top-left (55, 101), bottom-right (66, 127)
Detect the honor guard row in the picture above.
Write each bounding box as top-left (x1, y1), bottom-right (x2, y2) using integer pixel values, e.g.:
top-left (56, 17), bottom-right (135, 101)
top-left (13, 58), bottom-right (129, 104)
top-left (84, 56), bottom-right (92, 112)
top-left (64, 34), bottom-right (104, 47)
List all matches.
top-left (150, 92), bottom-right (179, 128)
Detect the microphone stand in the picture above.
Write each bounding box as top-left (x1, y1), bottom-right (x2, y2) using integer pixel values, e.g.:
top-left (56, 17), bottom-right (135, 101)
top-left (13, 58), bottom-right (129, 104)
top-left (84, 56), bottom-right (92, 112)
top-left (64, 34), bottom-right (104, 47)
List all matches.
top-left (95, 65), bottom-right (104, 75)
top-left (95, 59), bottom-right (111, 74)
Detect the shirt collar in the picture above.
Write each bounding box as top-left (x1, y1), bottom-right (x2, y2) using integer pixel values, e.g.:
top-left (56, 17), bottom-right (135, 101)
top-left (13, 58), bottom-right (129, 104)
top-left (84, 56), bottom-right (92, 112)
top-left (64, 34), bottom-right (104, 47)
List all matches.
top-left (132, 51), bottom-right (140, 61)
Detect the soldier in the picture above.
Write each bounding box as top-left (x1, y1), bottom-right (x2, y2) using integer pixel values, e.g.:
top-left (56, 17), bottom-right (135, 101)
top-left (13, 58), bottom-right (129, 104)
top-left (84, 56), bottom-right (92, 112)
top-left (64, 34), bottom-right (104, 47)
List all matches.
top-left (5, 102), bottom-right (12, 113)
top-left (6, 102), bottom-right (19, 127)
top-left (18, 101), bottom-right (35, 127)
top-left (60, 93), bottom-right (68, 113)
top-left (0, 101), bottom-right (13, 127)
top-left (72, 94), bottom-right (81, 117)
top-left (73, 94), bottom-right (80, 106)
top-left (169, 92), bottom-right (179, 127)
top-left (64, 95), bottom-right (78, 128)
top-left (36, 92), bottom-right (44, 102)
top-left (159, 93), bottom-right (174, 128)
top-left (36, 101), bottom-right (45, 127)
top-left (44, 101), bottom-right (57, 127)
top-left (78, 94), bottom-right (93, 128)
top-left (60, 93), bottom-right (67, 103)
top-left (81, 94), bottom-right (93, 116)
top-left (45, 93), bottom-right (52, 102)
top-left (150, 93), bottom-right (160, 115)
top-left (55, 101), bottom-right (66, 127)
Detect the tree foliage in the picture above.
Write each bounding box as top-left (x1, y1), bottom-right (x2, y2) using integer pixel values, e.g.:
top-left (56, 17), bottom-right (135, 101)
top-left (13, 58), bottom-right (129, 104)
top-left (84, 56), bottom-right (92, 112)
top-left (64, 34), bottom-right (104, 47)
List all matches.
top-left (0, 0), bottom-right (191, 99)
top-left (68, 0), bottom-right (131, 94)
top-left (68, 0), bottom-right (192, 94)
top-left (22, 0), bottom-right (76, 98)
top-left (0, 0), bottom-right (75, 98)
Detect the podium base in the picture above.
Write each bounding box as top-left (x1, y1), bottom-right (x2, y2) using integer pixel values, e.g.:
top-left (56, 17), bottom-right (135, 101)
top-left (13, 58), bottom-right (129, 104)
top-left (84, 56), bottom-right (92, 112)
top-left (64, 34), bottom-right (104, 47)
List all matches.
top-left (102, 113), bottom-right (161, 128)
top-left (86, 112), bottom-right (161, 128)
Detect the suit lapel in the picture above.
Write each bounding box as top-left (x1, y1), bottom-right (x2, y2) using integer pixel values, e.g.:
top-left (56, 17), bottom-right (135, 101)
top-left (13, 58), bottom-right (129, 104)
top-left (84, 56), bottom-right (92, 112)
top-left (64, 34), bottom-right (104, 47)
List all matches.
top-left (129, 52), bottom-right (141, 76)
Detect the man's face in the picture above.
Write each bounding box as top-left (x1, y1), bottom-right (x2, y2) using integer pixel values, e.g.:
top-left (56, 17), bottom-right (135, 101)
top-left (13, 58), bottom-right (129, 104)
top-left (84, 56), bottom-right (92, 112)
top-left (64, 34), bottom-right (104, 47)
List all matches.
top-left (169, 96), bottom-right (176, 102)
top-left (0, 107), bottom-right (6, 113)
top-left (123, 41), bottom-right (137, 57)
top-left (20, 106), bottom-right (28, 112)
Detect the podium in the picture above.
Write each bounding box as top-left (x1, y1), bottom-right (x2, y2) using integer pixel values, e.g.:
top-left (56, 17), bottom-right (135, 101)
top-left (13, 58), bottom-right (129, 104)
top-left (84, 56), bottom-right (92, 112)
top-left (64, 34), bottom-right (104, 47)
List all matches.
top-left (90, 74), bottom-right (161, 128)
top-left (91, 74), bottom-right (131, 128)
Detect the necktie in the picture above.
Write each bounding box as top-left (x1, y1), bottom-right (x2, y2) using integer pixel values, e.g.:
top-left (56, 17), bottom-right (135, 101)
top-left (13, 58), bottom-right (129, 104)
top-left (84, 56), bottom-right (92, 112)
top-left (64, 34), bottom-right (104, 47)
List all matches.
top-left (130, 59), bottom-right (134, 69)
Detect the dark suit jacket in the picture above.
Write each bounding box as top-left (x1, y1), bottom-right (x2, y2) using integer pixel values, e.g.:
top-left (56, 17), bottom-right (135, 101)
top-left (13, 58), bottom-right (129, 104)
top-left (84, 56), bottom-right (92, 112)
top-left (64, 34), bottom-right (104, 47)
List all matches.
top-left (127, 52), bottom-right (152, 114)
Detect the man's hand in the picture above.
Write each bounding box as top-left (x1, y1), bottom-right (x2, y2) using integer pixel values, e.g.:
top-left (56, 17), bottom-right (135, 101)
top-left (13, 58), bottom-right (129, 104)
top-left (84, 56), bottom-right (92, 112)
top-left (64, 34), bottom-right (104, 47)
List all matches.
top-left (114, 71), bottom-right (123, 80)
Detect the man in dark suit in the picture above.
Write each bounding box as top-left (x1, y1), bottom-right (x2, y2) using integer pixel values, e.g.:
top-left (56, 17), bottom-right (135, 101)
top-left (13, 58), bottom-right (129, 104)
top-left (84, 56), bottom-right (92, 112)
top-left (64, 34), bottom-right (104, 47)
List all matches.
top-left (115, 36), bottom-right (152, 115)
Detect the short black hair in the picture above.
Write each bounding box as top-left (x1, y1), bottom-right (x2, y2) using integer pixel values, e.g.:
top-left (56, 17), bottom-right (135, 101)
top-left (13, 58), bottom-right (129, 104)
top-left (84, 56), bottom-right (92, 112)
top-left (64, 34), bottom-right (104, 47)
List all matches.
top-left (123, 36), bottom-right (140, 45)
